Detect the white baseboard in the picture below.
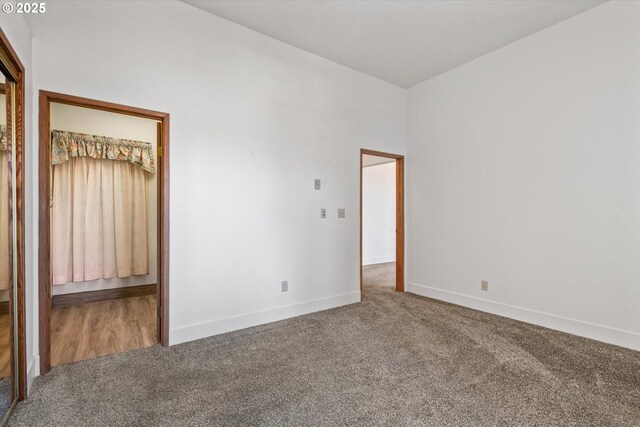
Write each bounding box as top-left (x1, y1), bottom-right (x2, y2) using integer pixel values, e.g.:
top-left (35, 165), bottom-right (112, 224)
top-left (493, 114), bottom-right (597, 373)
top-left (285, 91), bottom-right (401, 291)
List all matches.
top-left (363, 255), bottom-right (395, 266)
top-left (27, 355), bottom-right (39, 394)
top-left (170, 291), bottom-right (361, 345)
top-left (406, 282), bottom-right (640, 352)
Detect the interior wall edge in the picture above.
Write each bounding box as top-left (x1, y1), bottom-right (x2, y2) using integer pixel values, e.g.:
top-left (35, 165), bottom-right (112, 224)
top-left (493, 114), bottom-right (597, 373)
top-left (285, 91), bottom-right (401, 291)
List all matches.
top-left (26, 355), bottom-right (38, 393)
top-left (170, 291), bottom-right (360, 346)
top-left (406, 282), bottom-right (640, 352)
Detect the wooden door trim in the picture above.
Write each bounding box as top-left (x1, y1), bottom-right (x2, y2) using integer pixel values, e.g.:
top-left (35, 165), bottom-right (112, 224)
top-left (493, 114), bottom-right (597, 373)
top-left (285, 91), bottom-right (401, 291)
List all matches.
top-left (360, 149), bottom-right (405, 297)
top-left (52, 284), bottom-right (157, 308)
top-left (39, 90), bottom-right (170, 375)
top-left (0, 27), bottom-right (26, 401)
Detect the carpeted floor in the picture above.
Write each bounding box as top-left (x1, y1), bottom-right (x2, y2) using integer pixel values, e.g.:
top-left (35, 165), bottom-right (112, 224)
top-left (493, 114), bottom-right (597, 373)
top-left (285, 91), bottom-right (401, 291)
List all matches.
top-left (362, 262), bottom-right (395, 288)
top-left (0, 377), bottom-right (11, 420)
top-left (9, 283), bottom-right (640, 426)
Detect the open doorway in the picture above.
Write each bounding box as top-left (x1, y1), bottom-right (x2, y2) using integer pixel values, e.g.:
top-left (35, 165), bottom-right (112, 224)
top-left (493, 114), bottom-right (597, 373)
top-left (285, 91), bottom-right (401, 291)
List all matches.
top-left (39, 91), bottom-right (170, 374)
top-left (360, 149), bottom-right (404, 298)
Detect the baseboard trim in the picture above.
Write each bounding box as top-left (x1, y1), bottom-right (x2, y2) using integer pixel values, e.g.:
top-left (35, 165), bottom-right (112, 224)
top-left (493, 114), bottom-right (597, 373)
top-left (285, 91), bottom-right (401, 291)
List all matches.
top-left (52, 284), bottom-right (156, 307)
top-left (406, 282), bottom-right (640, 352)
top-left (363, 256), bottom-right (395, 266)
top-left (171, 291), bottom-right (361, 345)
top-left (27, 355), bottom-right (38, 394)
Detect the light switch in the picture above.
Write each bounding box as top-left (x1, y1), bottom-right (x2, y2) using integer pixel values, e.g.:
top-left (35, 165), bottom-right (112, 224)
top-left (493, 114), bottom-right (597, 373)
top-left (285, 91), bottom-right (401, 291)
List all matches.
top-left (337, 208), bottom-right (346, 218)
top-left (314, 179), bottom-right (321, 190)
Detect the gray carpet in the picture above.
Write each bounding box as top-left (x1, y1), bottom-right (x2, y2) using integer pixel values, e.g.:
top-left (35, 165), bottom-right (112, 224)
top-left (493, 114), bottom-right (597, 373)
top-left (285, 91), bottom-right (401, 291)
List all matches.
top-left (9, 284), bottom-right (640, 426)
top-left (363, 262), bottom-right (395, 288)
top-left (0, 376), bottom-right (11, 419)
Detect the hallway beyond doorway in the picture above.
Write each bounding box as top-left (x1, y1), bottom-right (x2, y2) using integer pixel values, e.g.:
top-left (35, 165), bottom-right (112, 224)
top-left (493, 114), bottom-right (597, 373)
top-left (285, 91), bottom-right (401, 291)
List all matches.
top-left (362, 262), bottom-right (395, 288)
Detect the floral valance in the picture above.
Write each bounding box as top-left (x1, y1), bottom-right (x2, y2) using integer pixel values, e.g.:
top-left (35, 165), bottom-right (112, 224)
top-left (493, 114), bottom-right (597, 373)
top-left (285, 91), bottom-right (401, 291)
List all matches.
top-left (0, 125), bottom-right (7, 152)
top-left (51, 129), bottom-right (156, 174)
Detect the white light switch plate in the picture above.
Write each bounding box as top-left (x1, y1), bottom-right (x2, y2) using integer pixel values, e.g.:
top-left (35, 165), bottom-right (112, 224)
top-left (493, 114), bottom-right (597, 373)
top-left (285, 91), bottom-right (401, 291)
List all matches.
top-left (337, 208), bottom-right (346, 218)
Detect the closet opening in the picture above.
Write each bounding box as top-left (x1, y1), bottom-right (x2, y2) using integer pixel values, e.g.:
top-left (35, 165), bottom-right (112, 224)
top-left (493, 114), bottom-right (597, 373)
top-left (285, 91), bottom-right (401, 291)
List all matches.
top-left (39, 91), bottom-right (169, 374)
top-left (360, 149), bottom-right (404, 299)
top-left (0, 27), bottom-right (26, 412)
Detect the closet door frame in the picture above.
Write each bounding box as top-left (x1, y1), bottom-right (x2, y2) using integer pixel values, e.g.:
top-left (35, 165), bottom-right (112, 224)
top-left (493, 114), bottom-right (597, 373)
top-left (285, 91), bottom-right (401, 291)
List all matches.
top-left (38, 91), bottom-right (170, 375)
top-left (0, 28), bottom-right (26, 401)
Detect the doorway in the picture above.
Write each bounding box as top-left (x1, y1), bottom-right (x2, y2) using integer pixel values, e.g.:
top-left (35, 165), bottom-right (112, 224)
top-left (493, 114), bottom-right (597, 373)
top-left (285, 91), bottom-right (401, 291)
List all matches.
top-left (38, 91), bottom-right (170, 374)
top-left (0, 28), bottom-right (27, 418)
top-left (360, 149), bottom-right (404, 297)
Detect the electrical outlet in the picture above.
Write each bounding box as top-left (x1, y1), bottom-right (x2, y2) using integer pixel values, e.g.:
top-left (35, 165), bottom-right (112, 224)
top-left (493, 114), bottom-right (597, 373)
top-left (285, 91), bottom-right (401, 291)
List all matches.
top-left (281, 280), bottom-right (288, 292)
top-left (314, 179), bottom-right (321, 190)
top-left (320, 208), bottom-right (326, 219)
top-left (481, 280), bottom-right (488, 291)
top-left (337, 208), bottom-right (346, 218)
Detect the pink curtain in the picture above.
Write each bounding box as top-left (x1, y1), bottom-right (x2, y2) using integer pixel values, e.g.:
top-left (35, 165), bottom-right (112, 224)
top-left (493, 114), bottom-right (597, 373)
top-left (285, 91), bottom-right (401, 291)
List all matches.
top-left (52, 157), bottom-right (150, 285)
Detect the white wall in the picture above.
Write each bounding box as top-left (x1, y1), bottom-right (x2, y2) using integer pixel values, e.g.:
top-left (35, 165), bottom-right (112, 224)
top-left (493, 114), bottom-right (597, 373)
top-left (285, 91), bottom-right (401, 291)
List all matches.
top-left (362, 162), bottom-right (395, 265)
top-left (407, 1), bottom-right (640, 351)
top-left (0, 4), bottom-right (35, 391)
top-left (24, 0), bottom-right (406, 374)
top-left (49, 103), bottom-right (158, 295)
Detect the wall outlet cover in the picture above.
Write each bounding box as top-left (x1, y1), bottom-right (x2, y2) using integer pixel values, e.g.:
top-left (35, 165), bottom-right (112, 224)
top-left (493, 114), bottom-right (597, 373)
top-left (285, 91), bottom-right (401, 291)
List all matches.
top-left (281, 280), bottom-right (288, 292)
top-left (481, 280), bottom-right (488, 291)
top-left (314, 179), bottom-right (321, 190)
top-left (320, 208), bottom-right (326, 219)
top-left (337, 208), bottom-right (346, 218)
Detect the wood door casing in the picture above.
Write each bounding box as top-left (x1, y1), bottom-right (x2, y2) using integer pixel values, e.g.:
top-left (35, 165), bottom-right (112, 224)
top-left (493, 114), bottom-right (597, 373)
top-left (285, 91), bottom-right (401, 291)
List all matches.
top-left (0, 27), bottom-right (26, 401)
top-left (360, 149), bottom-right (405, 297)
top-left (39, 91), bottom-right (170, 375)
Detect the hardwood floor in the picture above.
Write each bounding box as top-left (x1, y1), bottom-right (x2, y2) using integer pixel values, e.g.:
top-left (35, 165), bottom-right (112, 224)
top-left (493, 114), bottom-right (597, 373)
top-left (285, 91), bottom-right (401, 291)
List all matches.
top-left (51, 295), bottom-right (157, 367)
top-left (0, 313), bottom-right (9, 377)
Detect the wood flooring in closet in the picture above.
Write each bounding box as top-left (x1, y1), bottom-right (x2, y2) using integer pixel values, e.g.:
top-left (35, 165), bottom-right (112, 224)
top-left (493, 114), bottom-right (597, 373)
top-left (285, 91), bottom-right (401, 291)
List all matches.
top-left (51, 294), bottom-right (157, 367)
top-left (0, 314), bottom-right (9, 377)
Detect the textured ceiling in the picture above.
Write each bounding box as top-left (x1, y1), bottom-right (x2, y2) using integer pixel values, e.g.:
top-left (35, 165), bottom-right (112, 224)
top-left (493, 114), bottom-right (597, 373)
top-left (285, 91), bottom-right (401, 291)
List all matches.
top-left (183, 1), bottom-right (605, 88)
